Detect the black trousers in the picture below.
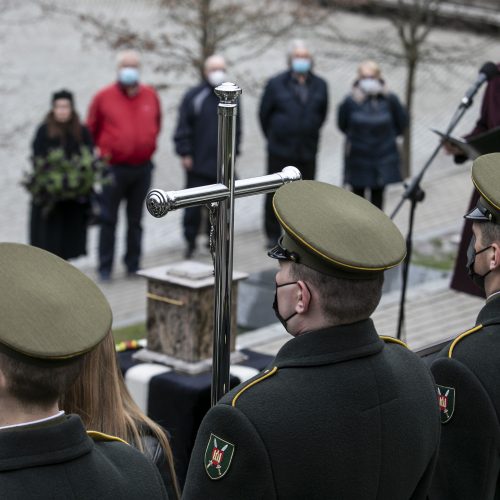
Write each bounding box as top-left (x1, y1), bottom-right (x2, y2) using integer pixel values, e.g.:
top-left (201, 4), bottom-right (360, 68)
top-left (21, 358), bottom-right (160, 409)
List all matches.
top-left (352, 186), bottom-right (385, 210)
top-left (98, 162), bottom-right (153, 274)
top-left (264, 154), bottom-right (316, 241)
top-left (183, 172), bottom-right (214, 248)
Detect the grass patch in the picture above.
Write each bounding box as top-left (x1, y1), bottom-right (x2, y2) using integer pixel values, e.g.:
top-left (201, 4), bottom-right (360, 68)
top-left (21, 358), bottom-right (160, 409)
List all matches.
top-left (411, 252), bottom-right (455, 271)
top-left (113, 323), bottom-right (146, 343)
top-left (113, 322), bottom-right (254, 344)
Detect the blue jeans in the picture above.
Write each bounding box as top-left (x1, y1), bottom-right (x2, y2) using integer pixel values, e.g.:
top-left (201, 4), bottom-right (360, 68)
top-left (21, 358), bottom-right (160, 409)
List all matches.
top-left (98, 162), bottom-right (153, 275)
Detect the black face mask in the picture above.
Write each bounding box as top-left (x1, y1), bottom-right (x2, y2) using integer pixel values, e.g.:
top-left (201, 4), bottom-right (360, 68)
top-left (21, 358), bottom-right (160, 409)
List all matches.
top-left (466, 234), bottom-right (492, 289)
top-left (272, 282), bottom-right (298, 331)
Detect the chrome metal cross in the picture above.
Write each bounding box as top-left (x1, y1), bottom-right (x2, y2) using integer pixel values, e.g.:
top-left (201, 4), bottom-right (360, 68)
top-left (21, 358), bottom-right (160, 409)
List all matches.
top-left (146, 82), bottom-right (301, 405)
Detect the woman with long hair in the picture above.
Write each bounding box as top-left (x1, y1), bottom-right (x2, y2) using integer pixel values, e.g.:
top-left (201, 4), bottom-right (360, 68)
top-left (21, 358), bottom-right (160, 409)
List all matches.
top-left (28, 89), bottom-right (94, 259)
top-left (60, 331), bottom-right (180, 500)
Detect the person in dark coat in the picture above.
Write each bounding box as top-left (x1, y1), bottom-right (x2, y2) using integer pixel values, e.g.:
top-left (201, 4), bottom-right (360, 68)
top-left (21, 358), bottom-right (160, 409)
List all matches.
top-left (183, 181), bottom-right (440, 500)
top-left (173, 54), bottom-right (241, 258)
top-left (447, 63), bottom-right (500, 299)
top-left (29, 89), bottom-right (94, 260)
top-left (259, 40), bottom-right (328, 248)
top-left (429, 153), bottom-right (500, 500)
top-left (338, 60), bottom-right (408, 210)
top-left (0, 243), bottom-right (168, 499)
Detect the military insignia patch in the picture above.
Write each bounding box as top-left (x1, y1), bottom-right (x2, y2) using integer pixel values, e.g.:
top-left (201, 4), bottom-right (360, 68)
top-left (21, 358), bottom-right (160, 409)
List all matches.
top-left (204, 433), bottom-right (235, 480)
top-left (437, 385), bottom-right (455, 424)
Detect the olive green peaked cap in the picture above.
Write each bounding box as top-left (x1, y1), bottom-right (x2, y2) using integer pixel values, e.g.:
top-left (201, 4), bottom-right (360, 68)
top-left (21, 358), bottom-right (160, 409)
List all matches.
top-left (269, 181), bottom-right (406, 279)
top-left (465, 153), bottom-right (500, 223)
top-left (0, 243), bottom-right (112, 360)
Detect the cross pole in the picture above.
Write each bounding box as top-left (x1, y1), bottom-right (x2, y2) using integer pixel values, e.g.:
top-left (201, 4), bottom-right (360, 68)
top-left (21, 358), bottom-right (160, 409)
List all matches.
top-left (146, 82), bottom-right (301, 406)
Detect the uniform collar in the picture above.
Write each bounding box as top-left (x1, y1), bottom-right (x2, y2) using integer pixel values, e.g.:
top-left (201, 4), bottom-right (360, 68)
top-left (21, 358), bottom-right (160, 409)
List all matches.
top-left (0, 414), bottom-right (93, 472)
top-left (0, 410), bottom-right (64, 431)
top-left (477, 292), bottom-right (500, 325)
top-left (274, 318), bottom-right (384, 368)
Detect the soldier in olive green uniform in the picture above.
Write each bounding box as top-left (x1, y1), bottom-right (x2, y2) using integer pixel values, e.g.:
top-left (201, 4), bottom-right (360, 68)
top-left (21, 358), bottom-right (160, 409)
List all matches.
top-left (0, 243), bottom-right (168, 499)
top-left (429, 153), bottom-right (500, 500)
top-left (183, 181), bottom-right (440, 499)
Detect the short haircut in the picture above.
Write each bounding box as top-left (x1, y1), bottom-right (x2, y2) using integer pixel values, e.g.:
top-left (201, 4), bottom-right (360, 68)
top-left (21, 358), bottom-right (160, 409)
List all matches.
top-left (204, 54), bottom-right (226, 72)
top-left (478, 221), bottom-right (500, 246)
top-left (0, 351), bottom-right (82, 409)
top-left (288, 39), bottom-right (309, 57)
top-left (116, 49), bottom-right (141, 67)
top-left (358, 60), bottom-right (381, 79)
top-left (289, 263), bottom-right (384, 325)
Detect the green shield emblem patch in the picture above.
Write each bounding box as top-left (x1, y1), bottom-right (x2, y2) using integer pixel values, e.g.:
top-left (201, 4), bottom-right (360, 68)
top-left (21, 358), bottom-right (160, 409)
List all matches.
top-left (204, 433), bottom-right (235, 480)
top-left (437, 384), bottom-right (455, 424)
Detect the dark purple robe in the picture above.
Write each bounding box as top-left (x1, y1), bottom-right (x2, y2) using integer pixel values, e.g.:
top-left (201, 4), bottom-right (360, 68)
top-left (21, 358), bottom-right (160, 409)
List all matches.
top-left (451, 66), bottom-right (500, 298)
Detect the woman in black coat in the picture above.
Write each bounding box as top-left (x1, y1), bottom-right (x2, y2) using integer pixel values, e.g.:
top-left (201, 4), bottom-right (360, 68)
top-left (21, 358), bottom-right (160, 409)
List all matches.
top-left (29, 90), bottom-right (94, 259)
top-left (338, 60), bottom-right (408, 210)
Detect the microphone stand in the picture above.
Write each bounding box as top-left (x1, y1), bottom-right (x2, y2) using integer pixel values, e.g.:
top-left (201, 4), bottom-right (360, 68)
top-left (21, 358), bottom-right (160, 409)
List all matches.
top-left (391, 95), bottom-right (477, 340)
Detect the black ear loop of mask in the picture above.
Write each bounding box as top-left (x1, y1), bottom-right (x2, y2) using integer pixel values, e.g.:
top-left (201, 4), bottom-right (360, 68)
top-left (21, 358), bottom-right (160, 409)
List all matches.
top-left (466, 234), bottom-right (492, 289)
top-left (272, 281), bottom-right (311, 330)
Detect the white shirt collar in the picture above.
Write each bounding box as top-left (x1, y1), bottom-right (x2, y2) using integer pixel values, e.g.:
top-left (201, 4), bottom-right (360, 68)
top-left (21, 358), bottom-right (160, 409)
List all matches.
top-left (0, 410), bottom-right (64, 431)
top-left (486, 290), bottom-right (500, 303)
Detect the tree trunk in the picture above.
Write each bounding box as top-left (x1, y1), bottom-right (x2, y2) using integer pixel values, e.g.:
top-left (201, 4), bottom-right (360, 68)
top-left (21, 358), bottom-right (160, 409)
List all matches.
top-left (198, 0), bottom-right (212, 78)
top-left (403, 53), bottom-right (418, 179)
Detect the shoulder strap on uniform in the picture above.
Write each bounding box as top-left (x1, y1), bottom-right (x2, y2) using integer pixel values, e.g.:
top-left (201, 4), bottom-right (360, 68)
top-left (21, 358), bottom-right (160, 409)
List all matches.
top-left (87, 430), bottom-right (129, 445)
top-left (448, 319), bottom-right (500, 358)
top-left (448, 324), bottom-right (483, 358)
top-left (379, 336), bottom-right (408, 349)
top-left (231, 366), bottom-right (278, 408)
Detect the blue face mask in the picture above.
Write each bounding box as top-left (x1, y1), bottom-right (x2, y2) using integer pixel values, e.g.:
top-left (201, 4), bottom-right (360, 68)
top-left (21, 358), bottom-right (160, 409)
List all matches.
top-left (291, 58), bottom-right (311, 74)
top-left (118, 67), bottom-right (140, 86)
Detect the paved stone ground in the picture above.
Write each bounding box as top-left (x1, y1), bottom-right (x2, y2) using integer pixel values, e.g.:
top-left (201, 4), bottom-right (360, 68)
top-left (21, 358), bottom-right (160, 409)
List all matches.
top-left (0, 1), bottom-right (496, 350)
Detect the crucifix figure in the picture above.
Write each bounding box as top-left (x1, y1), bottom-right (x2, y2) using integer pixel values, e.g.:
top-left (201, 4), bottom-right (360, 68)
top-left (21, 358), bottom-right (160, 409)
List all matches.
top-left (146, 82), bottom-right (301, 406)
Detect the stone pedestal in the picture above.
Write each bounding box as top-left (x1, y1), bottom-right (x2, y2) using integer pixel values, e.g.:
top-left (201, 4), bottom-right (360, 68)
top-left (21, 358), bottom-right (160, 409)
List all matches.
top-left (135, 261), bottom-right (247, 372)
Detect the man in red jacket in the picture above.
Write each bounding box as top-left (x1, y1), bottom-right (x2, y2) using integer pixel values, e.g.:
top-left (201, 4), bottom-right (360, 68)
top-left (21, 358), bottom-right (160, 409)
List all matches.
top-left (87, 49), bottom-right (162, 282)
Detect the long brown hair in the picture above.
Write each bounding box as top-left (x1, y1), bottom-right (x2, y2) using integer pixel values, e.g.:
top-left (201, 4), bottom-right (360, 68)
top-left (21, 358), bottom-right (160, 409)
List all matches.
top-left (45, 108), bottom-right (83, 145)
top-left (60, 332), bottom-right (180, 499)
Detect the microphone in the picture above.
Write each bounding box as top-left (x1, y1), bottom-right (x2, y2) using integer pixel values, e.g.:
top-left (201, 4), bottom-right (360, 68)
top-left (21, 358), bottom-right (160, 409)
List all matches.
top-left (460, 61), bottom-right (498, 108)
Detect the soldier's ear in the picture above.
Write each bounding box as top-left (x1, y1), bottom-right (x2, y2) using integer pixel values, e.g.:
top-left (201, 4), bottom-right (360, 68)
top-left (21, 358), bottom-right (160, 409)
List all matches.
top-left (490, 243), bottom-right (500, 270)
top-left (295, 280), bottom-right (311, 314)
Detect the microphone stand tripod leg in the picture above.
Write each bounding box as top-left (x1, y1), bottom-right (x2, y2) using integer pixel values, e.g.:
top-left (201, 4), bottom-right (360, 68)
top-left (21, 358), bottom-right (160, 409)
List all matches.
top-left (397, 186), bottom-right (425, 340)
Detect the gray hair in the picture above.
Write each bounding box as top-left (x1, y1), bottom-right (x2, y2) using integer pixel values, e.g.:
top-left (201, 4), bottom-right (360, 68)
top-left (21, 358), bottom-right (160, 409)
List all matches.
top-left (204, 54), bottom-right (226, 72)
top-left (116, 49), bottom-right (141, 67)
top-left (287, 39), bottom-right (309, 57)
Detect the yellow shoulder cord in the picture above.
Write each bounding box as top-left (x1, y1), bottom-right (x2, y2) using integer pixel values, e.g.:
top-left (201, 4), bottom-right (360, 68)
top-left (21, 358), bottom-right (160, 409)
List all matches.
top-left (379, 336), bottom-right (408, 349)
top-left (87, 430), bottom-right (129, 445)
top-left (231, 367), bottom-right (278, 407)
top-left (448, 324), bottom-right (483, 358)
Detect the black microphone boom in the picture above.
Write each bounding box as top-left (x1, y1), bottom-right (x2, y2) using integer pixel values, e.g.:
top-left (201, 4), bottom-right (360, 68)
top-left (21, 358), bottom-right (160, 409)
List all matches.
top-left (460, 61), bottom-right (498, 109)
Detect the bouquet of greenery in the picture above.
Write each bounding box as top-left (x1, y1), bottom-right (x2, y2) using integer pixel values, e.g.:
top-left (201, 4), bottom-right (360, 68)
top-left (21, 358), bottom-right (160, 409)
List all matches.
top-left (22, 146), bottom-right (109, 215)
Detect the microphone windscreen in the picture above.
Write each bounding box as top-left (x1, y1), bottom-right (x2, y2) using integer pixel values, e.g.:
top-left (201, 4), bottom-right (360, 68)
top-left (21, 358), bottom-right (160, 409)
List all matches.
top-left (479, 62), bottom-right (498, 80)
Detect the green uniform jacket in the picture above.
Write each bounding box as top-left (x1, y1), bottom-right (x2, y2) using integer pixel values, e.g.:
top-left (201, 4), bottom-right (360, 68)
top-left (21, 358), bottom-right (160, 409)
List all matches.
top-left (183, 319), bottom-right (440, 499)
top-left (430, 293), bottom-right (500, 499)
top-left (0, 414), bottom-right (168, 499)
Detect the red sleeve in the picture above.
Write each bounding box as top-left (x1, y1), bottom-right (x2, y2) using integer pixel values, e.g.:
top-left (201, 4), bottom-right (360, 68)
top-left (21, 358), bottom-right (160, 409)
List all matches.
top-left (86, 93), bottom-right (101, 142)
top-left (155, 90), bottom-right (162, 133)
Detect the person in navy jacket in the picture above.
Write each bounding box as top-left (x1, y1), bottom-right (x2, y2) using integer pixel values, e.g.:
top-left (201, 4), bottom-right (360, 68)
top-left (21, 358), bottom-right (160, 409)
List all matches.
top-left (259, 40), bottom-right (328, 248)
top-left (173, 55), bottom-right (241, 258)
top-left (337, 60), bottom-right (407, 211)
